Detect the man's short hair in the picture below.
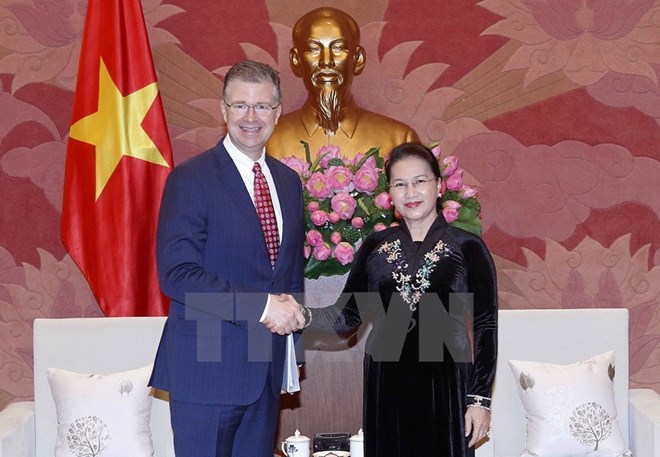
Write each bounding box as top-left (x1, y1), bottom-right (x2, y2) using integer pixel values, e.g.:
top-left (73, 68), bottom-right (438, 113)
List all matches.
top-left (223, 60), bottom-right (281, 103)
top-left (292, 7), bottom-right (360, 47)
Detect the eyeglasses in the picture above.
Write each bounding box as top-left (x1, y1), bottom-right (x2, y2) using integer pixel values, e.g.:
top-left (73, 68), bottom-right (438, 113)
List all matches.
top-left (223, 101), bottom-right (280, 115)
top-left (388, 177), bottom-right (437, 192)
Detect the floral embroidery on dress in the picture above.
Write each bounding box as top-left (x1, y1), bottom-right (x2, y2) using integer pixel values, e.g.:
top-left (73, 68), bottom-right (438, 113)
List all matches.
top-left (378, 239), bottom-right (451, 311)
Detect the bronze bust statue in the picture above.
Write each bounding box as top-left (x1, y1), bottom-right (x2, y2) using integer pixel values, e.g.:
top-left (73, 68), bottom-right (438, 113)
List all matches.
top-left (267, 7), bottom-right (419, 159)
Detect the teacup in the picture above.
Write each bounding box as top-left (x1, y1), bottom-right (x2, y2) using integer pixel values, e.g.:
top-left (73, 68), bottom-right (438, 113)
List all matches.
top-left (281, 429), bottom-right (310, 457)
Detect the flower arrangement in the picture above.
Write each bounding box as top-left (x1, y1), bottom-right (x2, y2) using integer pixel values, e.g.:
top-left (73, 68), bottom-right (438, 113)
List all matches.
top-left (281, 143), bottom-right (482, 279)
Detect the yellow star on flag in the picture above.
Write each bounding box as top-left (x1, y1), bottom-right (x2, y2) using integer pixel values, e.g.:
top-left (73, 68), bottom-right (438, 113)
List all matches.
top-left (69, 58), bottom-right (170, 200)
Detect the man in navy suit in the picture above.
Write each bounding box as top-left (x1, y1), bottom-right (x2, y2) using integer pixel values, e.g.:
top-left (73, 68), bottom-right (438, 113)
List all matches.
top-left (150, 61), bottom-right (307, 457)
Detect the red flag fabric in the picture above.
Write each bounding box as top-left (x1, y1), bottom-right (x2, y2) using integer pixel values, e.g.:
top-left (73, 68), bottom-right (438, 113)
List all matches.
top-left (61, 0), bottom-right (173, 316)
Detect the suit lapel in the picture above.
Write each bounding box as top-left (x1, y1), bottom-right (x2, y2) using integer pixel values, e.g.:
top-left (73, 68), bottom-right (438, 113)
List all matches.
top-left (212, 144), bottom-right (269, 260)
top-left (213, 144), bottom-right (296, 271)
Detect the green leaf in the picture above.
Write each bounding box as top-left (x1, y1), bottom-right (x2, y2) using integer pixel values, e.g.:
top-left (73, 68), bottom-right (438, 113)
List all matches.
top-left (462, 197), bottom-right (481, 213)
top-left (451, 206), bottom-right (482, 236)
top-left (340, 226), bottom-right (362, 244)
top-left (328, 158), bottom-right (345, 167)
top-left (357, 198), bottom-right (372, 216)
top-left (451, 220), bottom-right (482, 236)
top-left (354, 147), bottom-right (380, 170)
top-left (309, 149), bottom-right (333, 173)
top-left (302, 141), bottom-right (311, 164)
top-left (441, 190), bottom-right (460, 202)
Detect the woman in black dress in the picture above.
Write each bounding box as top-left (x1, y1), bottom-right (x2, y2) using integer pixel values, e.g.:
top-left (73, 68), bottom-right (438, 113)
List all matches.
top-left (285, 143), bottom-right (497, 456)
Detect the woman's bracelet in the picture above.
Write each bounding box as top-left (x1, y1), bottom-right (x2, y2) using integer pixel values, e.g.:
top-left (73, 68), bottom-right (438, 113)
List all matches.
top-left (467, 394), bottom-right (491, 410)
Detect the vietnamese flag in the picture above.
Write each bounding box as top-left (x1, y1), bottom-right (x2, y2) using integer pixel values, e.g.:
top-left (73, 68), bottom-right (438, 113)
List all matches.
top-left (61, 0), bottom-right (173, 316)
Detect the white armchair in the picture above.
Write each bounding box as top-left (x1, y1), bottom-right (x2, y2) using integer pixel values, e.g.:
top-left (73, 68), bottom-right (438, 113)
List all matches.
top-left (1, 316), bottom-right (174, 457)
top-left (479, 308), bottom-right (659, 457)
top-left (0, 310), bottom-right (658, 457)
top-left (0, 401), bottom-right (34, 457)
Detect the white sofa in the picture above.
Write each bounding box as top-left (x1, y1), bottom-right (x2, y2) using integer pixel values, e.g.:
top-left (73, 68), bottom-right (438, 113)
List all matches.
top-left (4, 316), bottom-right (173, 457)
top-left (0, 309), bottom-right (658, 456)
top-left (484, 308), bottom-right (659, 457)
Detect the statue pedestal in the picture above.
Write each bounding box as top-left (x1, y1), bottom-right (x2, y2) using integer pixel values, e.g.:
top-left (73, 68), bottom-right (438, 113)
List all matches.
top-left (278, 274), bottom-right (367, 446)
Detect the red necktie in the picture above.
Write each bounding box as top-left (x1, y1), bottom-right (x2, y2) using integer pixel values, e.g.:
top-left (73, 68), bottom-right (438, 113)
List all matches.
top-left (253, 162), bottom-right (280, 267)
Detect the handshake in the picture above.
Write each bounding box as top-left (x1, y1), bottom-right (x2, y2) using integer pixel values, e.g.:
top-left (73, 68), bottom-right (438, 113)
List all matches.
top-left (263, 293), bottom-right (312, 335)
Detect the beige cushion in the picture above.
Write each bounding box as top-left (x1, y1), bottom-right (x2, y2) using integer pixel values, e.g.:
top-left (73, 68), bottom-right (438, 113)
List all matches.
top-left (47, 365), bottom-right (154, 457)
top-left (509, 352), bottom-right (630, 456)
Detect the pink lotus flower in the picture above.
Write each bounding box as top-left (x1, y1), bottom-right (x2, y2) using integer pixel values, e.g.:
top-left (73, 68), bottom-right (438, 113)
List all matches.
top-left (374, 192), bottom-right (392, 210)
top-left (281, 156), bottom-right (310, 178)
top-left (307, 201), bottom-right (320, 212)
top-left (431, 144), bottom-right (442, 159)
top-left (374, 222), bottom-right (388, 232)
top-left (331, 193), bottom-right (358, 220)
top-left (306, 229), bottom-right (324, 247)
top-left (330, 231), bottom-right (342, 244)
top-left (325, 166), bottom-right (354, 191)
top-left (442, 200), bottom-right (461, 223)
top-left (442, 207), bottom-right (459, 224)
top-left (303, 245), bottom-right (311, 259)
top-left (354, 166), bottom-right (379, 193)
top-left (306, 172), bottom-right (332, 199)
top-left (310, 210), bottom-right (328, 226)
top-left (351, 217), bottom-right (364, 229)
top-left (313, 243), bottom-right (332, 261)
top-left (445, 169), bottom-right (464, 191)
top-left (328, 212), bottom-right (341, 224)
top-left (440, 156), bottom-right (458, 178)
top-left (351, 152), bottom-right (377, 169)
top-left (317, 145), bottom-right (344, 168)
top-left (460, 185), bottom-right (478, 199)
top-left (333, 242), bottom-right (355, 265)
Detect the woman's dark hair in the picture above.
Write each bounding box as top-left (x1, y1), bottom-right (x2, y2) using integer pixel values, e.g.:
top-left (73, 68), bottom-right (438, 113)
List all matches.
top-left (384, 142), bottom-right (441, 181)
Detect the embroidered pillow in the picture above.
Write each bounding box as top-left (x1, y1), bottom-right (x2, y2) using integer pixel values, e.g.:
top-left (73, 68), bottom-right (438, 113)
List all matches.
top-left (47, 364), bottom-right (155, 457)
top-left (508, 351), bottom-right (631, 457)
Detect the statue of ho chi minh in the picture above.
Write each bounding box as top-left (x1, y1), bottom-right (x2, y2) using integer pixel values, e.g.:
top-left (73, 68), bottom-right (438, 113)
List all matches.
top-left (267, 7), bottom-right (419, 159)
